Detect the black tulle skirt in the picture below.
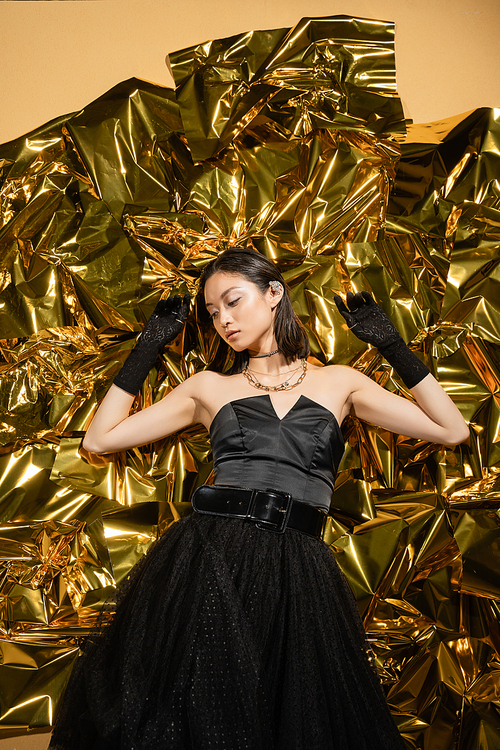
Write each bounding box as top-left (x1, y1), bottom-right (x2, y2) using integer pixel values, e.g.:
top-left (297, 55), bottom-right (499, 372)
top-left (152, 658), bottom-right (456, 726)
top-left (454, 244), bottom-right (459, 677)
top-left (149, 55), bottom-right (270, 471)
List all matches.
top-left (49, 512), bottom-right (406, 750)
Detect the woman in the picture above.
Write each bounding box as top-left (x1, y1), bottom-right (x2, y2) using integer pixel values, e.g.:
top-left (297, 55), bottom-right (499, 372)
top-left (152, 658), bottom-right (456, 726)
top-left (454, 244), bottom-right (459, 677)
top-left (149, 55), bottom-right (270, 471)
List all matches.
top-left (50, 247), bottom-right (469, 750)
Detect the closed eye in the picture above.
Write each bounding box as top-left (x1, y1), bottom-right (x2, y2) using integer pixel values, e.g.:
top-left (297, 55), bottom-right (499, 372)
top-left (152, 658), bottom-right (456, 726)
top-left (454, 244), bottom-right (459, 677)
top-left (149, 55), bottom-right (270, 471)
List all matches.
top-left (207, 297), bottom-right (240, 321)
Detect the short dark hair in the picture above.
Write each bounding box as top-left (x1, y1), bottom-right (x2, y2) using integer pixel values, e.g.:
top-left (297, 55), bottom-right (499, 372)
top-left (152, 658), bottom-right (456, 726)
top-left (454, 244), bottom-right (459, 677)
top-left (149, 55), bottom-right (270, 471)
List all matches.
top-left (198, 248), bottom-right (310, 374)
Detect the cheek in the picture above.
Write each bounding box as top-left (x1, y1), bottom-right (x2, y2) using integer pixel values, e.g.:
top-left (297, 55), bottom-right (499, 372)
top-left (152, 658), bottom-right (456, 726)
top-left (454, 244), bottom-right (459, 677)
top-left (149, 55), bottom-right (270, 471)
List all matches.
top-left (252, 301), bottom-right (273, 322)
top-left (242, 294), bottom-right (268, 316)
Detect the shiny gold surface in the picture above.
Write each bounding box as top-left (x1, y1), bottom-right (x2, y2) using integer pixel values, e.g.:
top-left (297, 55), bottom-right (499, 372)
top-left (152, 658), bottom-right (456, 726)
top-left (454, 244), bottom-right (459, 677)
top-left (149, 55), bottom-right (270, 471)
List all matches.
top-left (0, 15), bottom-right (499, 748)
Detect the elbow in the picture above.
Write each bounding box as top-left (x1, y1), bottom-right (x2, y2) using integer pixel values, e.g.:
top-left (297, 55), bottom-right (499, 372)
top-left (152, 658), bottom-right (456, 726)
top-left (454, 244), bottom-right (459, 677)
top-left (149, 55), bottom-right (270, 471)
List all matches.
top-left (443, 422), bottom-right (470, 447)
top-left (82, 434), bottom-right (106, 455)
top-left (456, 423), bottom-right (471, 445)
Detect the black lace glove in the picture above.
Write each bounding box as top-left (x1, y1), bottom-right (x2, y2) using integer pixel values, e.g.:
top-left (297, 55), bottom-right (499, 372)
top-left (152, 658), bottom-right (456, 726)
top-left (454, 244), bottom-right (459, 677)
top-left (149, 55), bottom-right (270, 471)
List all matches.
top-left (334, 291), bottom-right (430, 388)
top-left (114, 293), bottom-right (191, 395)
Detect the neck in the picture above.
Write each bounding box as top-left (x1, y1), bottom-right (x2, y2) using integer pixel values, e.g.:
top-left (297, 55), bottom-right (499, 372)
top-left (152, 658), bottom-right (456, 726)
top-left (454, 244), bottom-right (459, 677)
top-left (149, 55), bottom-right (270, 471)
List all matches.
top-left (246, 334), bottom-right (284, 373)
top-left (245, 351), bottom-right (300, 376)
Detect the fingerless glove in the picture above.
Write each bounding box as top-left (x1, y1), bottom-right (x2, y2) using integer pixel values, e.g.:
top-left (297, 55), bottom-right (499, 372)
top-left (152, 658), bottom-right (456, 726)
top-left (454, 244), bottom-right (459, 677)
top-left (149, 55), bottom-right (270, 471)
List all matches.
top-left (334, 291), bottom-right (430, 388)
top-left (114, 294), bottom-right (191, 395)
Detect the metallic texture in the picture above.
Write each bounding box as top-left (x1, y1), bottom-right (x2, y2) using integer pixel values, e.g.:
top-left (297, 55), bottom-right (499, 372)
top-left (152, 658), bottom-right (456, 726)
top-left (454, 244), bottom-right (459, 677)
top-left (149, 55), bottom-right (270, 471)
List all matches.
top-left (0, 14), bottom-right (499, 748)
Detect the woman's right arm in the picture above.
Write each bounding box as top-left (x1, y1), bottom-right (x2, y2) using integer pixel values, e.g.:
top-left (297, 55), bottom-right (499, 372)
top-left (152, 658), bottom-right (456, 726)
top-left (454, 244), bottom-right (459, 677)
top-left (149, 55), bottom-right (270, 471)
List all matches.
top-left (83, 293), bottom-right (198, 454)
top-left (82, 376), bottom-right (201, 454)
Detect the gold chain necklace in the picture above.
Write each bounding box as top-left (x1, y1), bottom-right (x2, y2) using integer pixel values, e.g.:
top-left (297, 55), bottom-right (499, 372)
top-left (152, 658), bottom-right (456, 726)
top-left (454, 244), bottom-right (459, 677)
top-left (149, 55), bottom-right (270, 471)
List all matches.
top-left (243, 359), bottom-right (308, 392)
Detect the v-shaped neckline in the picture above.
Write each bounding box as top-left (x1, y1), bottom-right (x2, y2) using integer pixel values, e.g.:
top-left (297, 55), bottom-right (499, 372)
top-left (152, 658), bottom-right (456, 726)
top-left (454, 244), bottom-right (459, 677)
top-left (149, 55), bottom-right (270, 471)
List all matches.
top-left (209, 394), bottom-right (341, 433)
top-left (266, 393), bottom-right (305, 421)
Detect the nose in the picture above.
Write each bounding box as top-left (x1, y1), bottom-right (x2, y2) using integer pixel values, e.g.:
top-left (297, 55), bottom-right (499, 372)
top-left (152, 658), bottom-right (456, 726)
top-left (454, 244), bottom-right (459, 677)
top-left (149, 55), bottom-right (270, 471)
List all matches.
top-left (218, 307), bottom-right (233, 327)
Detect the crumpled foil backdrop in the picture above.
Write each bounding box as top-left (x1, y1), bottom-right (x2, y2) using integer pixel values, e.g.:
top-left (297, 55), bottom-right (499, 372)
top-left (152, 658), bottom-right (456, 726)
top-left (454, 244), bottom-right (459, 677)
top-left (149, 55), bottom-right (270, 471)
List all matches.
top-left (0, 14), bottom-right (499, 748)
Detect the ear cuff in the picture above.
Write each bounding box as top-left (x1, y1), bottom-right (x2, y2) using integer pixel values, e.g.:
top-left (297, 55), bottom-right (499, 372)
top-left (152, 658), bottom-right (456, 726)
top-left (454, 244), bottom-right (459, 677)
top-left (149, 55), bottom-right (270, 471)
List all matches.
top-left (269, 280), bottom-right (283, 294)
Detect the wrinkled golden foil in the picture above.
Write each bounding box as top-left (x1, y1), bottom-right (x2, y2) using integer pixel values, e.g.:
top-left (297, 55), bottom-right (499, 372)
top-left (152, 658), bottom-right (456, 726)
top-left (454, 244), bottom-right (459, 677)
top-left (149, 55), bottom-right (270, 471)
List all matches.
top-left (0, 14), bottom-right (499, 748)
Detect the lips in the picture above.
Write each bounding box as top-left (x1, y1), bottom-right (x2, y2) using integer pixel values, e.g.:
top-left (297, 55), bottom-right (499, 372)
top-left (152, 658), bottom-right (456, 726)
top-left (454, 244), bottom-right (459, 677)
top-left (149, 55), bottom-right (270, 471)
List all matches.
top-left (226, 330), bottom-right (239, 341)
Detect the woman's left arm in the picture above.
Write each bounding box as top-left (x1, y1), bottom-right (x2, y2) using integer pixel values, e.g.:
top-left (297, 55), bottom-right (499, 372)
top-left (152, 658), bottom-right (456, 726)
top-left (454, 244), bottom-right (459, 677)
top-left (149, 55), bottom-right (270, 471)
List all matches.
top-left (347, 370), bottom-right (469, 444)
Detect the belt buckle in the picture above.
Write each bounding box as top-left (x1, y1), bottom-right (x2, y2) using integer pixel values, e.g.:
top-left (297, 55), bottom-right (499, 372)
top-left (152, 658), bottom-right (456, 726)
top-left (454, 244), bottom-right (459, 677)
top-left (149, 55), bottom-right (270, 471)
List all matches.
top-left (251, 488), bottom-right (293, 534)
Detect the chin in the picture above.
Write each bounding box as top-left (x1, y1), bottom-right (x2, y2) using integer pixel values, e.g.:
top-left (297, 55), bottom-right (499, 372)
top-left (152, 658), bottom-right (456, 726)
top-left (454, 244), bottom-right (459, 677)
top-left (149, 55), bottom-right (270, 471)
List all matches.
top-left (228, 343), bottom-right (247, 353)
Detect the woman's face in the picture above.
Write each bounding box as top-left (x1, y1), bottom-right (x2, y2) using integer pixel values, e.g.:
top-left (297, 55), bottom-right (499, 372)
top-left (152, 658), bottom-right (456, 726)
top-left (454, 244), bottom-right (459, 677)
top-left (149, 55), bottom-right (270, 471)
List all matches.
top-left (204, 272), bottom-right (282, 354)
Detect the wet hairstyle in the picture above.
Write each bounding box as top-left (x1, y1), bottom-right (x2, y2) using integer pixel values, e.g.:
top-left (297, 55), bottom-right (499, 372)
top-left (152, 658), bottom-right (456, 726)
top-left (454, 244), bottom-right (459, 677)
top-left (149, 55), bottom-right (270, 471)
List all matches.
top-left (198, 247), bottom-right (310, 374)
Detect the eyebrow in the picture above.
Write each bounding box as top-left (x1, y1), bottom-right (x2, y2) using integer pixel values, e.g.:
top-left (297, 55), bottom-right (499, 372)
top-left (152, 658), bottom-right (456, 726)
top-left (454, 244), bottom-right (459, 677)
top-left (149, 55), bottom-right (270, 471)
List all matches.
top-left (205, 286), bottom-right (242, 307)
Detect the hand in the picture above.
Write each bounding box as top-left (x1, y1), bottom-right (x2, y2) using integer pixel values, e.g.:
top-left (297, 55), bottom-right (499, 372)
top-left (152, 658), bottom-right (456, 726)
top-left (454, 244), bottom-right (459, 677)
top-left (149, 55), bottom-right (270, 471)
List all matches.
top-left (113, 293), bottom-right (191, 395)
top-left (139, 293), bottom-right (191, 350)
top-left (334, 291), bottom-right (401, 350)
top-left (334, 291), bottom-right (430, 388)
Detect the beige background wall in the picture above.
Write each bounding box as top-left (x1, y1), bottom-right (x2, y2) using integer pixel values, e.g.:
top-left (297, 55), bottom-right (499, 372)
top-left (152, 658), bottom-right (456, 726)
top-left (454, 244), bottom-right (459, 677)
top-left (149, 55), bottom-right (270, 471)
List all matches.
top-left (1, 0), bottom-right (500, 145)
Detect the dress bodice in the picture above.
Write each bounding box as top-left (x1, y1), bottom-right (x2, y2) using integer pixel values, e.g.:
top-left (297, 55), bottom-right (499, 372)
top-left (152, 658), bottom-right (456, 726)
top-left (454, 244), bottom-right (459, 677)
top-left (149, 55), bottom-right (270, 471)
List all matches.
top-left (209, 394), bottom-right (345, 512)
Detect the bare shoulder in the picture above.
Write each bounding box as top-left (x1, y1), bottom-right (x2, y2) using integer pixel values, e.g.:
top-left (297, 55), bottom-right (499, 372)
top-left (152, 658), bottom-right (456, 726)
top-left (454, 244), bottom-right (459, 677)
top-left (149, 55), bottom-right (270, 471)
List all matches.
top-left (312, 363), bottom-right (368, 387)
top-left (182, 368), bottom-right (235, 406)
top-left (183, 369), bottom-right (228, 393)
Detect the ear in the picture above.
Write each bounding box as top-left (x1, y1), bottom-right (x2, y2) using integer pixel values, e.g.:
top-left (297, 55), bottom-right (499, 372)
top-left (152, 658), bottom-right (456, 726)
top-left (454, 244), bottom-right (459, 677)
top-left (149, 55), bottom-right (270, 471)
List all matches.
top-left (267, 281), bottom-right (284, 309)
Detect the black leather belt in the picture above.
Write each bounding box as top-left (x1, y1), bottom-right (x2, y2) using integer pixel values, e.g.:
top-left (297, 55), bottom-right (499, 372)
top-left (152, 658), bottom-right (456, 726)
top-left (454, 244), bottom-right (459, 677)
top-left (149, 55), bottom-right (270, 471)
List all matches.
top-left (191, 484), bottom-right (327, 539)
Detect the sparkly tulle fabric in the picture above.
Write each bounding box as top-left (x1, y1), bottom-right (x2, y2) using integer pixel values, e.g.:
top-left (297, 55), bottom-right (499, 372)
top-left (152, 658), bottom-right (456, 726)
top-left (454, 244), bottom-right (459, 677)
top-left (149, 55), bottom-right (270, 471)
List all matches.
top-left (50, 512), bottom-right (406, 750)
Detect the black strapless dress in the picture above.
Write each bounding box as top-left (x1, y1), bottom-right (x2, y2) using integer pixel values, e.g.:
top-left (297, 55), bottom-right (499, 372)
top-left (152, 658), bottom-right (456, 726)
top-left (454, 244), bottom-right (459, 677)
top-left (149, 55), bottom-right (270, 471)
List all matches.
top-left (50, 396), bottom-right (406, 750)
